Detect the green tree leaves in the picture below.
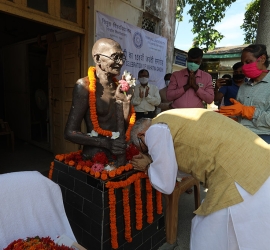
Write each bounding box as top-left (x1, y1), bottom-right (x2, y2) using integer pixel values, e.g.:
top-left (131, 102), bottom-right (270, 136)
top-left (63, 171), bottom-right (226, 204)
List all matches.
top-left (176, 0), bottom-right (259, 51)
top-left (240, 0), bottom-right (260, 44)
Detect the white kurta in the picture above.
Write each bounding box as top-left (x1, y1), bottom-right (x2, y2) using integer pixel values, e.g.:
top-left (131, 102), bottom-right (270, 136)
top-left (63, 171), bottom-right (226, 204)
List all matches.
top-left (145, 123), bottom-right (178, 194)
top-left (145, 123), bottom-right (270, 250)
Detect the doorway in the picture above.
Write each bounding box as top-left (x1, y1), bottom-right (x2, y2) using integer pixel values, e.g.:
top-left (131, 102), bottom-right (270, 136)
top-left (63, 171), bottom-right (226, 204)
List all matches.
top-left (28, 42), bottom-right (50, 149)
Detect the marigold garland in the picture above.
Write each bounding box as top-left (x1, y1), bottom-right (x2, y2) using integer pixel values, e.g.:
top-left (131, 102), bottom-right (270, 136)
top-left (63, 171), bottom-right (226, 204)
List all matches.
top-left (122, 188), bottom-right (132, 242)
top-left (146, 178), bottom-right (154, 224)
top-left (49, 151), bottom-right (135, 181)
top-left (4, 236), bottom-right (73, 250)
top-left (134, 178), bottom-right (143, 230)
top-left (88, 66), bottom-right (136, 141)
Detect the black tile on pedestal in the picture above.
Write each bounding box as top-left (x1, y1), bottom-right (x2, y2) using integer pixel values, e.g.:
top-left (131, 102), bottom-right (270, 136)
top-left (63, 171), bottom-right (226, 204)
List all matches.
top-left (58, 171), bottom-right (74, 190)
top-left (151, 227), bottom-right (166, 247)
top-left (64, 202), bottom-right (74, 221)
top-left (54, 160), bottom-right (69, 173)
top-left (123, 231), bottom-right (143, 250)
top-left (117, 228), bottom-right (127, 247)
top-left (158, 216), bottom-right (165, 229)
top-left (143, 221), bottom-right (158, 241)
top-left (92, 187), bottom-right (104, 208)
top-left (115, 187), bottom-right (123, 201)
top-left (66, 189), bottom-right (83, 211)
top-left (116, 199), bottom-right (124, 216)
top-left (74, 179), bottom-right (93, 201)
top-left (103, 206), bottom-right (110, 225)
top-left (87, 175), bottom-right (104, 191)
top-left (136, 237), bottom-right (152, 250)
top-left (103, 239), bottom-right (116, 250)
top-left (69, 220), bottom-right (83, 245)
top-left (103, 190), bottom-right (109, 208)
top-left (83, 199), bottom-right (103, 225)
top-left (116, 214), bottom-right (124, 233)
top-left (102, 218), bottom-right (111, 242)
top-left (69, 167), bottom-right (87, 183)
top-left (82, 230), bottom-right (101, 250)
top-left (52, 169), bottom-right (58, 182)
top-left (73, 208), bottom-right (91, 233)
top-left (90, 219), bottom-right (102, 242)
top-left (129, 194), bottom-right (135, 208)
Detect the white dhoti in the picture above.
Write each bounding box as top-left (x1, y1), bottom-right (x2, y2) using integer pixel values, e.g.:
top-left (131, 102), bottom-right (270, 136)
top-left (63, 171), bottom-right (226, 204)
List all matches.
top-left (191, 177), bottom-right (270, 250)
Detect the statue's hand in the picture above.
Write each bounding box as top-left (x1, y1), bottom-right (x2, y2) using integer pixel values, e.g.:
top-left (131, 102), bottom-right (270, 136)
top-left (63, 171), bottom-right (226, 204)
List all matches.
top-left (126, 86), bottom-right (134, 102)
top-left (110, 137), bottom-right (127, 155)
top-left (115, 84), bottom-right (134, 102)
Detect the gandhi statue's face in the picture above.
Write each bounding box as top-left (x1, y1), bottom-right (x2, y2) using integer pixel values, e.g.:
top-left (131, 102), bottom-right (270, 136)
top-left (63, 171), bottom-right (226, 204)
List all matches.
top-left (97, 44), bottom-right (126, 76)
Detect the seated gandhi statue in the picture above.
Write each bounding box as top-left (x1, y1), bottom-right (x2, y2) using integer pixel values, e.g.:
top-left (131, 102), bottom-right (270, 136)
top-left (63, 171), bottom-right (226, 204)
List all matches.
top-left (64, 38), bottom-right (134, 166)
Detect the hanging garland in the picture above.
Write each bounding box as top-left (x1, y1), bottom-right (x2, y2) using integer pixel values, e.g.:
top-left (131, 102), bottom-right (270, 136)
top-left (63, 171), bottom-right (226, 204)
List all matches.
top-left (88, 66), bottom-right (136, 141)
top-left (122, 188), bottom-right (132, 242)
top-left (146, 178), bottom-right (154, 224)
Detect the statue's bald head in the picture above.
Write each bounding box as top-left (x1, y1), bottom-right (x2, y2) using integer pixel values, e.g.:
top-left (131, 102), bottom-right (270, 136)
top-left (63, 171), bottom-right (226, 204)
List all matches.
top-left (92, 38), bottom-right (122, 58)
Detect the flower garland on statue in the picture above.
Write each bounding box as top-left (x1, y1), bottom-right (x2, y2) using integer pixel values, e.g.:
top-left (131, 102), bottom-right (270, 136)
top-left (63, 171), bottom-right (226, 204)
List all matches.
top-left (88, 66), bottom-right (136, 141)
top-left (4, 236), bottom-right (74, 250)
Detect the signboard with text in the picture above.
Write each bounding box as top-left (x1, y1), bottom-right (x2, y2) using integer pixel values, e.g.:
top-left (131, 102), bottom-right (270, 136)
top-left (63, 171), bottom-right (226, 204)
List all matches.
top-left (96, 11), bottom-right (167, 89)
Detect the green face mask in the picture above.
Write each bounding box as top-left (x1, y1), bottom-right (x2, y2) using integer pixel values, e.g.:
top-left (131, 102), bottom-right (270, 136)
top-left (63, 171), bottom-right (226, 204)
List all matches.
top-left (187, 62), bottom-right (200, 72)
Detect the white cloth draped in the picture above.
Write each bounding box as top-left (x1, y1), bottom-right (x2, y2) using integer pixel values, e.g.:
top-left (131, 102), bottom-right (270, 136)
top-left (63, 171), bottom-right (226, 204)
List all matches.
top-left (0, 171), bottom-right (76, 249)
top-left (191, 177), bottom-right (270, 250)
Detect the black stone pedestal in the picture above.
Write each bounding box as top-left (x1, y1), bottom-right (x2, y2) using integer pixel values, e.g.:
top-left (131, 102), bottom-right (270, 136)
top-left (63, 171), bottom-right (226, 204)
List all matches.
top-left (52, 160), bottom-right (166, 250)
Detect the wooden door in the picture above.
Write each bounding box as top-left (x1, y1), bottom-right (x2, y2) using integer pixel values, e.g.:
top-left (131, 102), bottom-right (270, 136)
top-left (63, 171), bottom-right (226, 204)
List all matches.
top-left (49, 36), bottom-right (81, 155)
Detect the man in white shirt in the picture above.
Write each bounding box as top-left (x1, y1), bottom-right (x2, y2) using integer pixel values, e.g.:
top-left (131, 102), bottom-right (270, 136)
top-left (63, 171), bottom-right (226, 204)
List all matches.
top-left (131, 69), bottom-right (161, 119)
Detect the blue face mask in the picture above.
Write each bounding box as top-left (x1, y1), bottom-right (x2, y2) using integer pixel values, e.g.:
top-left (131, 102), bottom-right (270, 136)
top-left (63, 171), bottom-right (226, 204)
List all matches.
top-left (187, 62), bottom-right (200, 72)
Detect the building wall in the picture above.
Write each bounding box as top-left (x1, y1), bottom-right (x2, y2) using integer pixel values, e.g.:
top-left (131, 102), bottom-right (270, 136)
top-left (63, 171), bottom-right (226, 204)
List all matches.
top-left (87, 0), bottom-right (176, 73)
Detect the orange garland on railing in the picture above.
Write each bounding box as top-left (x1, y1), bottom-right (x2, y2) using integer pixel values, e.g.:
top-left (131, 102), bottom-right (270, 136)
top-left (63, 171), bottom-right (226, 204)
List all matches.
top-left (88, 66), bottom-right (136, 141)
top-left (122, 188), bottom-right (132, 242)
top-left (146, 178), bottom-right (154, 224)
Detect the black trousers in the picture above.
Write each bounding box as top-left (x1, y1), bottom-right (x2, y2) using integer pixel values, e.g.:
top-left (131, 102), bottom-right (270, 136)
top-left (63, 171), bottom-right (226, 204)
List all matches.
top-left (135, 111), bottom-right (156, 120)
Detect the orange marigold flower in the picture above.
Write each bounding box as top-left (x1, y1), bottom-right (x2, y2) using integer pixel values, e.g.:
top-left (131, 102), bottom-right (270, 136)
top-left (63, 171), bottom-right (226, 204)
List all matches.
top-left (95, 172), bottom-right (101, 178)
top-left (109, 170), bottom-right (116, 178)
top-left (101, 173), bottom-right (108, 180)
top-left (76, 164), bottom-right (82, 171)
top-left (85, 166), bottom-right (90, 173)
top-left (68, 160), bottom-right (75, 166)
top-left (116, 168), bottom-right (122, 175)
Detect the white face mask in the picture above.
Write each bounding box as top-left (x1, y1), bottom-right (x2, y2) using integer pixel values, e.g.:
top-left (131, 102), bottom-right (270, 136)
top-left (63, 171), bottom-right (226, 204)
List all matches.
top-left (165, 80), bottom-right (170, 86)
top-left (139, 77), bottom-right (149, 84)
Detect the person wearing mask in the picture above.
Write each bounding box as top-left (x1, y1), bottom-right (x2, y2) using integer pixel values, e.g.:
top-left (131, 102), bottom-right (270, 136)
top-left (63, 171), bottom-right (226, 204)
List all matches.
top-left (131, 69), bottom-right (161, 120)
top-left (220, 44), bottom-right (270, 143)
top-left (167, 48), bottom-right (214, 108)
top-left (214, 62), bottom-right (246, 107)
top-left (156, 73), bottom-right (173, 114)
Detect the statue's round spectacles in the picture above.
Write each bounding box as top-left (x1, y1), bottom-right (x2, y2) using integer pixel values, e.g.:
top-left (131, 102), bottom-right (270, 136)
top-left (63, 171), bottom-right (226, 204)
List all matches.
top-left (95, 53), bottom-right (126, 63)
